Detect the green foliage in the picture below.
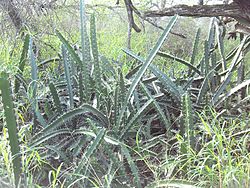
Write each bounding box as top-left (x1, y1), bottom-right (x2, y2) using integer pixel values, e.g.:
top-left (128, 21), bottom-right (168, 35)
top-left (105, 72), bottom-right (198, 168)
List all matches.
top-left (157, 51), bottom-right (201, 75)
top-left (0, 1), bottom-right (249, 187)
top-left (90, 14), bottom-right (102, 94)
top-left (140, 82), bottom-right (170, 130)
top-left (122, 145), bottom-right (142, 188)
top-left (14, 34), bottom-right (30, 94)
top-left (69, 128), bottom-right (106, 187)
top-left (189, 28), bottom-right (201, 73)
top-left (29, 38), bottom-right (47, 128)
top-left (80, 0), bottom-right (91, 101)
top-left (62, 45), bottom-right (74, 108)
top-left (118, 15), bottom-right (178, 127)
top-left (212, 36), bottom-right (249, 105)
top-left (49, 82), bottom-right (62, 113)
top-left (0, 74), bottom-right (21, 187)
top-left (181, 93), bottom-right (195, 150)
top-left (146, 179), bottom-right (200, 188)
top-left (30, 104), bottom-right (109, 147)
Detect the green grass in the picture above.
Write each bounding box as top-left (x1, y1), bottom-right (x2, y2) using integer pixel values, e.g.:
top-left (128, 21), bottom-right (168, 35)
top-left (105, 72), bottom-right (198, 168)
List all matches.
top-left (0, 1), bottom-right (249, 187)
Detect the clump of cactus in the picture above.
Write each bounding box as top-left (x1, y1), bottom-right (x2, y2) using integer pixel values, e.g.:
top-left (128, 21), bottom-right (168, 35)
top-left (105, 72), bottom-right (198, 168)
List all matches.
top-left (0, 1), bottom-right (249, 187)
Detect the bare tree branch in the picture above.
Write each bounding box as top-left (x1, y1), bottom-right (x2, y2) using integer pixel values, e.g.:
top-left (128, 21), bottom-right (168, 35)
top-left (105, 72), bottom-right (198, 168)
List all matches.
top-left (143, 3), bottom-right (250, 25)
top-left (130, 3), bottom-right (186, 38)
top-left (124, 0), bottom-right (141, 33)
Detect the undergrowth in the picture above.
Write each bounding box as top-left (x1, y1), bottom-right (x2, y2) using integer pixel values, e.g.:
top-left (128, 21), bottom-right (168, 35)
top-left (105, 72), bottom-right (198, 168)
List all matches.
top-left (0, 0), bottom-right (249, 187)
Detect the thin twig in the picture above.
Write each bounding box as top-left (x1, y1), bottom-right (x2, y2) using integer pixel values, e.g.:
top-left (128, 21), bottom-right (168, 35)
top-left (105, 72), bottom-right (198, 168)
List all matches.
top-left (130, 3), bottom-right (186, 38)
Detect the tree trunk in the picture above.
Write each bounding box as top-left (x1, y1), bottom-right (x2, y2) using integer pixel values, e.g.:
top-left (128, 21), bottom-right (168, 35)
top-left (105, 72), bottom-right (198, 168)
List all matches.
top-left (0, 0), bottom-right (23, 32)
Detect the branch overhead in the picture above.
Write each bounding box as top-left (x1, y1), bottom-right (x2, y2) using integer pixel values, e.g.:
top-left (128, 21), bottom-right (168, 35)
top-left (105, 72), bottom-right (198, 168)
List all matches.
top-left (144, 4), bottom-right (241, 18)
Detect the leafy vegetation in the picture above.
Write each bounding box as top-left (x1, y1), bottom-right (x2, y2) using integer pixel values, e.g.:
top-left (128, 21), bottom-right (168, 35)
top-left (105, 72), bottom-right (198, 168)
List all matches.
top-left (0, 0), bottom-right (249, 187)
